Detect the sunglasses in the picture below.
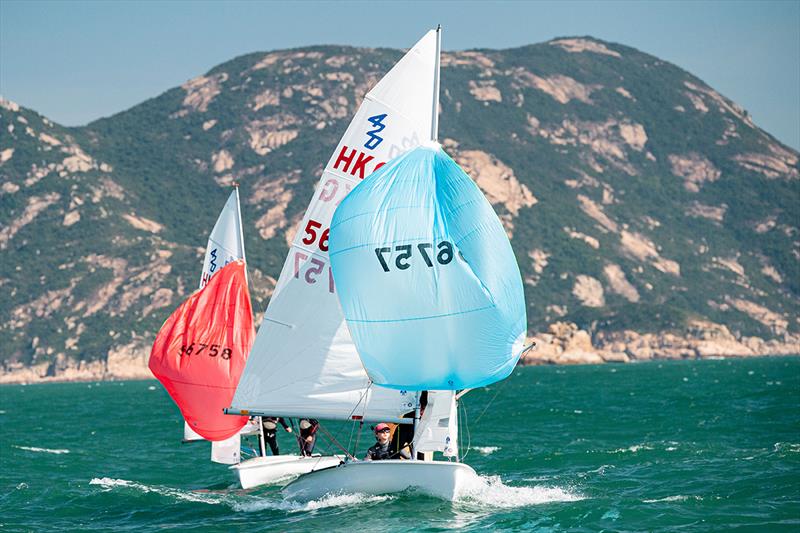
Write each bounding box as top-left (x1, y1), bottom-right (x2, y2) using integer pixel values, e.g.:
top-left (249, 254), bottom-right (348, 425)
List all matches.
top-left (376, 428), bottom-right (391, 433)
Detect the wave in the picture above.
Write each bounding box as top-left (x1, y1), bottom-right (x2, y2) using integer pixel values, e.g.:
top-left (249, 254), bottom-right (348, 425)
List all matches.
top-left (608, 444), bottom-right (654, 454)
top-left (457, 474), bottom-right (583, 508)
top-left (89, 477), bottom-right (393, 513)
top-left (13, 445), bottom-right (70, 454)
top-left (89, 477), bottom-right (227, 505)
top-left (471, 446), bottom-right (499, 455)
top-left (643, 495), bottom-right (703, 503)
top-left (773, 442), bottom-right (800, 454)
top-left (232, 492), bottom-right (394, 513)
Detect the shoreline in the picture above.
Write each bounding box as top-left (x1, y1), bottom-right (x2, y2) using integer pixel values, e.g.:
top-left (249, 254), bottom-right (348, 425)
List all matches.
top-left (2, 319), bottom-right (799, 385)
top-left (1, 351), bottom-right (798, 386)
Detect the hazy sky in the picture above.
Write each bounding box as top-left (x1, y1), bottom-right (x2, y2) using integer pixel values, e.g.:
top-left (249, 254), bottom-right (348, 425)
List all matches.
top-left (2, 0), bottom-right (798, 149)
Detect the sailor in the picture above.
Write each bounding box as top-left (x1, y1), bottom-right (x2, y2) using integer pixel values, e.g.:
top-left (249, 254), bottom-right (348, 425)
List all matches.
top-left (261, 417), bottom-right (292, 456)
top-left (365, 423), bottom-right (411, 461)
top-left (298, 418), bottom-right (319, 456)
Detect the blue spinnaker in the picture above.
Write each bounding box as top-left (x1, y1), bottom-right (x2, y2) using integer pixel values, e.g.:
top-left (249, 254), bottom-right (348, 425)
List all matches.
top-left (329, 144), bottom-right (527, 390)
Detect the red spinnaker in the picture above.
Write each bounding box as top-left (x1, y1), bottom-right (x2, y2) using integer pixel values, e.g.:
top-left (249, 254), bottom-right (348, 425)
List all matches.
top-left (149, 260), bottom-right (253, 441)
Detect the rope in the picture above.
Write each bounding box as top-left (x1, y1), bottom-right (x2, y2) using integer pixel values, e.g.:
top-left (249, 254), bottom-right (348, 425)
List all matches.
top-left (288, 418), bottom-right (304, 454)
top-left (460, 399), bottom-right (472, 462)
top-left (473, 379), bottom-right (509, 425)
top-left (317, 423), bottom-right (357, 461)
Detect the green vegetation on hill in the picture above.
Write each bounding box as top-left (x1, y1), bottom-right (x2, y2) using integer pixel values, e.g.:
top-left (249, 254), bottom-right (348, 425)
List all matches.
top-left (0, 36), bottom-right (797, 370)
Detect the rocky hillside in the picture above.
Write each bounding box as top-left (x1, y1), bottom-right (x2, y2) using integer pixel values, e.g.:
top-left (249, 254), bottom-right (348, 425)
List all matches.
top-left (1, 36), bottom-right (798, 380)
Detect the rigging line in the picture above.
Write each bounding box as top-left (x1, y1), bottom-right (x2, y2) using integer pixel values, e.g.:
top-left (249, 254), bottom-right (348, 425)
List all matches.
top-left (345, 380), bottom-right (371, 420)
top-left (352, 381), bottom-right (371, 456)
top-left (288, 418), bottom-right (304, 454)
top-left (458, 399), bottom-right (464, 461)
top-left (343, 379), bottom-right (373, 454)
top-left (473, 378), bottom-right (510, 425)
top-left (461, 399), bottom-right (471, 462)
top-left (317, 423), bottom-right (356, 461)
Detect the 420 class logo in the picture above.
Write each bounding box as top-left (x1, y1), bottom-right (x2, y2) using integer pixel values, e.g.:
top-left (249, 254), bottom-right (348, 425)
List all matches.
top-left (364, 114), bottom-right (387, 150)
top-left (179, 342), bottom-right (233, 359)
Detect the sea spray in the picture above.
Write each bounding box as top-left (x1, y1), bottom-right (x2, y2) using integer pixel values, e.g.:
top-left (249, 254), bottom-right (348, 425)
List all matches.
top-left (456, 473), bottom-right (583, 508)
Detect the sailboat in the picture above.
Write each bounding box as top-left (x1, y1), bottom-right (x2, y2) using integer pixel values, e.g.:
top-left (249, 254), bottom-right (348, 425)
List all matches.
top-left (281, 26), bottom-right (528, 501)
top-left (149, 187), bottom-right (257, 465)
top-left (226, 29), bottom-right (448, 489)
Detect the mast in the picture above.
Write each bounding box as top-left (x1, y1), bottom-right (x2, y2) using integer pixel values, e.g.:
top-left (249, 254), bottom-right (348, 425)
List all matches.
top-left (431, 24), bottom-right (441, 142)
top-left (233, 183), bottom-right (248, 286)
top-left (415, 25), bottom-right (440, 459)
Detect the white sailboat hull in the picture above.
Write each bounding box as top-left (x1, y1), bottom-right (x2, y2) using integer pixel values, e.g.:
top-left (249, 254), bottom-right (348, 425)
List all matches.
top-left (231, 455), bottom-right (344, 489)
top-left (282, 460), bottom-right (476, 501)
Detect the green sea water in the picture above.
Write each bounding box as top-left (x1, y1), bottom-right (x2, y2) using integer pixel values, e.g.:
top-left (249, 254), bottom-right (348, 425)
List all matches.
top-left (1, 356), bottom-right (798, 532)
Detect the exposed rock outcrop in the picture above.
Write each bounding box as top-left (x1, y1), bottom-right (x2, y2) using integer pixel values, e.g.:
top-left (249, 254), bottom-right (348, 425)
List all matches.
top-left (521, 320), bottom-right (800, 367)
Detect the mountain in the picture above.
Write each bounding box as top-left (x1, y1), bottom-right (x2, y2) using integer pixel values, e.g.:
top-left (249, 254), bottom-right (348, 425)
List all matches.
top-left (1, 36), bottom-right (797, 380)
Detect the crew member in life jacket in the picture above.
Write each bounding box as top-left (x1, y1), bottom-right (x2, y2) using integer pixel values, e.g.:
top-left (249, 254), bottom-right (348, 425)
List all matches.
top-left (298, 418), bottom-right (319, 456)
top-left (365, 423), bottom-right (411, 461)
top-left (261, 417), bottom-right (291, 456)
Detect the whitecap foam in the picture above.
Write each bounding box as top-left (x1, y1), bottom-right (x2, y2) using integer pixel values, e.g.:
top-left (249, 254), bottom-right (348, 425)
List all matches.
top-left (89, 477), bottom-right (392, 513)
top-left (643, 495), bottom-right (702, 503)
top-left (578, 464), bottom-right (614, 478)
top-left (232, 492), bottom-right (393, 513)
top-left (457, 474), bottom-right (583, 508)
top-left (14, 445), bottom-right (70, 454)
top-left (89, 477), bottom-right (226, 505)
top-left (773, 442), bottom-right (800, 454)
top-left (608, 444), bottom-right (653, 454)
top-left (302, 492), bottom-right (393, 511)
top-left (472, 446), bottom-right (499, 455)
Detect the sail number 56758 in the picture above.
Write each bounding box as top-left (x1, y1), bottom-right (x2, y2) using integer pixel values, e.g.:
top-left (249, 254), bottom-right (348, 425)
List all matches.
top-left (179, 343), bottom-right (233, 359)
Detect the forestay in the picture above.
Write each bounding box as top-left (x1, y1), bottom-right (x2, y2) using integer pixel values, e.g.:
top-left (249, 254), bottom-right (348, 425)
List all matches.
top-left (230, 30), bottom-right (440, 422)
top-left (328, 145), bottom-right (527, 390)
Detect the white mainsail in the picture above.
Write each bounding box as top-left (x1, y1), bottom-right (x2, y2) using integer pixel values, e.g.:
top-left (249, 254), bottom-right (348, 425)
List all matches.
top-left (230, 30), bottom-right (440, 422)
top-left (183, 188), bottom-right (247, 464)
top-left (200, 187), bottom-right (247, 288)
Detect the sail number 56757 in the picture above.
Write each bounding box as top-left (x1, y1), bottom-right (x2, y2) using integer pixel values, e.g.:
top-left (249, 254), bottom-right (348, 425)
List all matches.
top-left (375, 241), bottom-right (463, 272)
top-left (301, 219), bottom-right (329, 252)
